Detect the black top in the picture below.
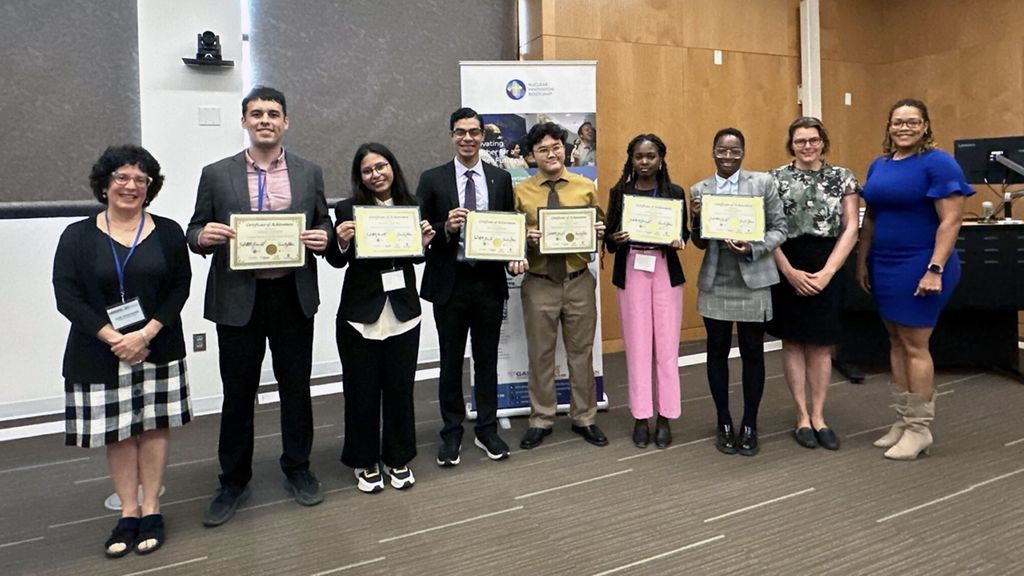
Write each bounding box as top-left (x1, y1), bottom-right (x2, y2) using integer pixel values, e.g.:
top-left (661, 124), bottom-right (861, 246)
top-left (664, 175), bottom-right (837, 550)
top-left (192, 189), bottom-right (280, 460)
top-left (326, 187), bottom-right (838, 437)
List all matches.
top-left (325, 198), bottom-right (424, 324)
top-left (53, 214), bottom-right (191, 386)
top-left (604, 182), bottom-right (690, 289)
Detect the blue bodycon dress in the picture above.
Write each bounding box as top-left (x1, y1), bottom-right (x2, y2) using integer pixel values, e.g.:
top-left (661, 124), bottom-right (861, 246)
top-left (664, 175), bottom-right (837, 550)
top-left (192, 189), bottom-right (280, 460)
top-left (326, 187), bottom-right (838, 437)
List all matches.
top-left (860, 149), bottom-right (974, 327)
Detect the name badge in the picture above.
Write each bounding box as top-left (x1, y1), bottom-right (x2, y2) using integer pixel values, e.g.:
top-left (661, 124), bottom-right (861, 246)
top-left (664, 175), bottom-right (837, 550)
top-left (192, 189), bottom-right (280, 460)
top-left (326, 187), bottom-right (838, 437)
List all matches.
top-left (633, 253), bottom-right (657, 272)
top-left (381, 268), bottom-right (406, 292)
top-left (106, 297), bottom-right (146, 330)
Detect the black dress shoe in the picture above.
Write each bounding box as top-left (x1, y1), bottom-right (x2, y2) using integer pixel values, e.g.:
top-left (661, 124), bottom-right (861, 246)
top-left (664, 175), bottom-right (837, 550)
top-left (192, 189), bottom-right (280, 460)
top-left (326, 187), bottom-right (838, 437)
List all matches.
top-left (654, 416), bottom-right (672, 449)
top-left (716, 423), bottom-right (737, 455)
top-left (814, 427), bottom-right (840, 451)
top-left (572, 424), bottom-right (609, 447)
top-left (738, 425), bottom-right (759, 456)
top-left (794, 427), bottom-right (818, 449)
top-left (519, 427), bottom-right (552, 450)
top-left (632, 419), bottom-right (650, 448)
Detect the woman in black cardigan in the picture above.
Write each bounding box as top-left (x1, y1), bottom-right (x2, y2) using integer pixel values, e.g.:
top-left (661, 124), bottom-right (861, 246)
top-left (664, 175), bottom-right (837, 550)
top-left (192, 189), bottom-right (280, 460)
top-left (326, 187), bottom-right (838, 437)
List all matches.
top-left (604, 134), bottom-right (689, 449)
top-left (52, 145), bottom-right (191, 558)
top-left (326, 142), bottom-right (434, 493)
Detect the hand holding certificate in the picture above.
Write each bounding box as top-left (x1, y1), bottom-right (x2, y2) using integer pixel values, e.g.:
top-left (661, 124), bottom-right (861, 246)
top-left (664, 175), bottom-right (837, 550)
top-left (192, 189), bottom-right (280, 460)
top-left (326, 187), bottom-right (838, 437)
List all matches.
top-left (699, 195), bottom-right (765, 242)
top-left (229, 213), bottom-right (306, 270)
top-left (621, 196), bottom-right (684, 245)
top-left (353, 205), bottom-right (425, 258)
top-left (538, 207), bottom-right (597, 254)
top-left (465, 211), bottom-right (527, 260)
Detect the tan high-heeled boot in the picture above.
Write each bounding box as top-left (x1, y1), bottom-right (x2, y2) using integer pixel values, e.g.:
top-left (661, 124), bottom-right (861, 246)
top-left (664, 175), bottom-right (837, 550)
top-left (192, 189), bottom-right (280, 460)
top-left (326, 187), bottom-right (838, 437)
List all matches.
top-left (883, 392), bottom-right (934, 460)
top-left (873, 389), bottom-right (910, 448)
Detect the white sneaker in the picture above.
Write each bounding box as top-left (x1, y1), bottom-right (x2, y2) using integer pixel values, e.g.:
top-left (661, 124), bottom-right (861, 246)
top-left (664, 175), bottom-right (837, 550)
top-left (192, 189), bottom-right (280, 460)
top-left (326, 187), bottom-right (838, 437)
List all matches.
top-left (386, 465), bottom-right (415, 490)
top-left (354, 464), bottom-right (385, 494)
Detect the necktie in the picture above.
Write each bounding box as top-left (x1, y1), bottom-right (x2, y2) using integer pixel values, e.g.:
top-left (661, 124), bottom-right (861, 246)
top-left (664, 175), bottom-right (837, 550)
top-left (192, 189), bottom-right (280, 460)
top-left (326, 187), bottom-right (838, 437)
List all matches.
top-left (544, 180), bottom-right (566, 282)
top-left (464, 170), bottom-right (477, 211)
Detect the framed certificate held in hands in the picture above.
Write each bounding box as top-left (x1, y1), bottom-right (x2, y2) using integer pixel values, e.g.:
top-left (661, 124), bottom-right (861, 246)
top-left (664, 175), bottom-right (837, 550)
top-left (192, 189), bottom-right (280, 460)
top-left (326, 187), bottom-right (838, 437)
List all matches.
top-left (353, 205), bottom-right (424, 258)
top-left (229, 212), bottom-right (306, 270)
top-left (700, 195), bottom-right (765, 242)
top-left (465, 211), bottom-right (527, 261)
top-left (538, 206), bottom-right (597, 254)
top-left (621, 195), bottom-right (684, 245)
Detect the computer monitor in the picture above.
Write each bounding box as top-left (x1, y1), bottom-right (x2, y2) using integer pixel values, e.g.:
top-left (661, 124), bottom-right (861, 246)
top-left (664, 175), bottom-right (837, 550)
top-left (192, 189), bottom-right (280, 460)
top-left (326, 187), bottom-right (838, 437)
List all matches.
top-left (954, 136), bottom-right (1024, 185)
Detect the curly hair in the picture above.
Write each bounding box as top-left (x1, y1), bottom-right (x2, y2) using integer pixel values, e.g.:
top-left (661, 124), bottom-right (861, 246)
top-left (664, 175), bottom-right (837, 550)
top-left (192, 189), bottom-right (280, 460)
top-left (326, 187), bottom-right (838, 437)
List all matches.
top-left (882, 98), bottom-right (935, 157)
top-left (88, 145), bottom-right (164, 206)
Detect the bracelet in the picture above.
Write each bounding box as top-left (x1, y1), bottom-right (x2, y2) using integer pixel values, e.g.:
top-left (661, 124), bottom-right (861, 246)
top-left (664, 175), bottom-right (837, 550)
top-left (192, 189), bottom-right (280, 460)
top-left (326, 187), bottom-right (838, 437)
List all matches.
top-left (140, 328), bottom-right (150, 344)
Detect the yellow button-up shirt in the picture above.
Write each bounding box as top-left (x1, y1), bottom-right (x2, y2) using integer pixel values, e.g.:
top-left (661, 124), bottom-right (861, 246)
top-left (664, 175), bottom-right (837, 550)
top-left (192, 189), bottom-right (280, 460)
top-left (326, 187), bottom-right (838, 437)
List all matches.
top-left (514, 170), bottom-right (605, 275)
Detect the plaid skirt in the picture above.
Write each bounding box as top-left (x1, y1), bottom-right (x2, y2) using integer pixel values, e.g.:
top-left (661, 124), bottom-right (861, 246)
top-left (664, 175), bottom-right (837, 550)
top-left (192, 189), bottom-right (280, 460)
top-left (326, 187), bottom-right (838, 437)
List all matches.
top-left (65, 359), bottom-right (192, 448)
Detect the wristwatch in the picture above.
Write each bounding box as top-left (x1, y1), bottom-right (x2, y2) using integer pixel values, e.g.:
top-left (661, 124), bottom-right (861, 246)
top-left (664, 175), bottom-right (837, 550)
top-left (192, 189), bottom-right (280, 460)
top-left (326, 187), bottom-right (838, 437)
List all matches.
top-left (927, 263), bottom-right (943, 274)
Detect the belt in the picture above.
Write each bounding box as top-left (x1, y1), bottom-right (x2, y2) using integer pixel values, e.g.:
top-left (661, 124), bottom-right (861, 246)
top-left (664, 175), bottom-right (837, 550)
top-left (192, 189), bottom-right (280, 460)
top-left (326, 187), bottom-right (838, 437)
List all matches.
top-left (528, 268), bottom-right (588, 282)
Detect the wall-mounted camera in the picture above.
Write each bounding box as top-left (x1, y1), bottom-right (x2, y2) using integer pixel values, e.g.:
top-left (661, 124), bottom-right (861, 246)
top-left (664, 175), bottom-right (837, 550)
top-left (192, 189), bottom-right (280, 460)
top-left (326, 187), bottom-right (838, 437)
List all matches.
top-left (183, 30), bottom-right (234, 67)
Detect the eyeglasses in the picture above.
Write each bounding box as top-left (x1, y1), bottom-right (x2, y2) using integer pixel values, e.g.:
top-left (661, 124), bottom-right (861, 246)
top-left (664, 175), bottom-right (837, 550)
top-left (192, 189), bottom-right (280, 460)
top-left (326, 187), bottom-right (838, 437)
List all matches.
top-left (111, 172), bottom-right (153, 188)
top-left (713, 148), bottom-right (744, 159)
top-left (360, 162), bottom-right (390, 177)
top-left (451, 128), bottom-right (483, 138)
top-left (792, 137), bottom-right (823, 148)
top-left (890, 118), bottom-right (925, 128)
top-left (533, 143), bottom-right (564, 157)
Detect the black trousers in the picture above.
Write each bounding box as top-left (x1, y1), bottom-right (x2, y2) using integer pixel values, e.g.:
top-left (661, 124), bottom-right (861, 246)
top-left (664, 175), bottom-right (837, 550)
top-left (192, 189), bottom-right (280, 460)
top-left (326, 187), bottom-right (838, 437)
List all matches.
top-left (433, 264), bottom-right (505, 443)
top-left (703, 317), bottom-right (766, 429)
top-left (216, 277), bottom-right (314, 490)
top-left (337, 320), bottom-right (419, 469)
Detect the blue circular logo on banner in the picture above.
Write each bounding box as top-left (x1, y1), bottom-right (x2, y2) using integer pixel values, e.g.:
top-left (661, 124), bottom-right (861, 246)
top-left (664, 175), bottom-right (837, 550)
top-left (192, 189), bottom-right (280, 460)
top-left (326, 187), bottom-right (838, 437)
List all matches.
top-left (505, 79), bottom-right (527, 100)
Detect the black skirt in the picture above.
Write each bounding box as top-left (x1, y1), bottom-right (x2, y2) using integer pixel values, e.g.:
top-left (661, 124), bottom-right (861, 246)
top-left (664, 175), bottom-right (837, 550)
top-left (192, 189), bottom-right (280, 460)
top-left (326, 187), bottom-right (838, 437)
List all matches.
top-left (767, 235), bottom-right (845, 345)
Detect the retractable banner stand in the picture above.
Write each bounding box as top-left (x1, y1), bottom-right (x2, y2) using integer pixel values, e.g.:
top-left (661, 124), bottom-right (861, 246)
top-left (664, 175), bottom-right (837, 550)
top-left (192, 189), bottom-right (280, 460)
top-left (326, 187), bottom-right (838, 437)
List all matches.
top-left (460, 61), bottom-right (607, 419)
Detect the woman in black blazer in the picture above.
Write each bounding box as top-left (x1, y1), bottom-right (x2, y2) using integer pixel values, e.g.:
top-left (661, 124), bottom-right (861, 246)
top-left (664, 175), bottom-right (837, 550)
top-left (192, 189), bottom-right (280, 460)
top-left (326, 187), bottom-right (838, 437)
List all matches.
top-left (604, 134), bottom-right (689, 450)
top-left (326, 143), bottom-right (434, 493)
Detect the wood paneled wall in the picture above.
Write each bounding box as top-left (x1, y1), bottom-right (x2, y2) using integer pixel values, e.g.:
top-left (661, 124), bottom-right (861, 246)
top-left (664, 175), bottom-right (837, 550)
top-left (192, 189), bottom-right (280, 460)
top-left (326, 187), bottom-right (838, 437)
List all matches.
top-left (522, 0), bottom-right (803, 350)
top-left (522, 0), bottom-right (1024, 348)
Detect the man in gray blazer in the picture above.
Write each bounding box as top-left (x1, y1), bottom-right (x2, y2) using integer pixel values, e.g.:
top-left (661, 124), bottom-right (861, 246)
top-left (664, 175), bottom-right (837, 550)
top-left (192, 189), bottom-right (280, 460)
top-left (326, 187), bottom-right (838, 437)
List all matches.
top-left (690, 127), bottom-right (786, 457)
top-left (187, 86), bottom-right (332, 526)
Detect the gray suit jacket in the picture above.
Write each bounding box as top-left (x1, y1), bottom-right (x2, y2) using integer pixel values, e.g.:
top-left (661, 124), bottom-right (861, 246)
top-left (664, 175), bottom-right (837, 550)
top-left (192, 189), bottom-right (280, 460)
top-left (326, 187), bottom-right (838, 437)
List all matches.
top-left (690, 170), bottom-right (787, 291)
top-left (186, 150), bottom-right (333, 327)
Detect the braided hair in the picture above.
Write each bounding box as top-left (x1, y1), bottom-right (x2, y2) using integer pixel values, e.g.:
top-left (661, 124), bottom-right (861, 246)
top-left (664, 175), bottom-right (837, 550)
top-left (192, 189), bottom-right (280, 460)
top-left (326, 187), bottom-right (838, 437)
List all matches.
top-left (605, 133), bottom-right (674, 243)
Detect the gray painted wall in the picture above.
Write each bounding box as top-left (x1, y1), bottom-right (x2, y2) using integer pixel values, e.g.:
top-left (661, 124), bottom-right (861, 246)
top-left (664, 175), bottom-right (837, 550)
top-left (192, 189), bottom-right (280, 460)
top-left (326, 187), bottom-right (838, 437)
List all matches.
top-left (0, 0), bottom-right (140, 205)
top-left (250, 0), bottom-right (517, 200)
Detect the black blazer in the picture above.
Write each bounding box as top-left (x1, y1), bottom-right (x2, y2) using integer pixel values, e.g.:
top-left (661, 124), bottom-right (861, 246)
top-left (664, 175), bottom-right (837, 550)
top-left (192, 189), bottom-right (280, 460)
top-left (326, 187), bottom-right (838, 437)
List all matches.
top-left (604, 182), bottom-right (690, 289)
top-left (185, 150), bottom-right (333, 327)
top-left (416, 161), bottom-right (514, 305)
top-left (325, 198), bottom-right (423, 324)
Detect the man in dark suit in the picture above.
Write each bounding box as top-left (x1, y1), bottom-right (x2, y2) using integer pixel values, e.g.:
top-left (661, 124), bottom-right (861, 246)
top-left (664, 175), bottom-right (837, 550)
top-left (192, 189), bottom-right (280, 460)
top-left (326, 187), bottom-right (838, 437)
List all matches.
top-left (187, 86), bottom-right (332, 526)
top-left (417, 107), bottom-right (526, 466)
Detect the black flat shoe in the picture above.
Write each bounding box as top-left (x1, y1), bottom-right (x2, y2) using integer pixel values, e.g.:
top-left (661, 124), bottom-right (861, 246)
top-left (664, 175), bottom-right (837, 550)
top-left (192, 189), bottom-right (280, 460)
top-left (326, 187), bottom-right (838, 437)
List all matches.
top-left (738, 425), bottom-right (759, 456)
top-left (716, 423), bottom-right (737, 455)
top-left (794, 427), bottom-right (818, 449)
top-left (632, 419), bottom-right (650, 449)
top-left (815, 427), bottom-right (840, 451)
top-left (654, 416), bottom-right (672, 449)
top-left (104, 516), bottom-right (140, 559)
top-left (519, 427), bottom-right (552, 450)
top-left (571, 424), bottom-right (609, 447)
top-left (134, 514), bottom-right (165, 555)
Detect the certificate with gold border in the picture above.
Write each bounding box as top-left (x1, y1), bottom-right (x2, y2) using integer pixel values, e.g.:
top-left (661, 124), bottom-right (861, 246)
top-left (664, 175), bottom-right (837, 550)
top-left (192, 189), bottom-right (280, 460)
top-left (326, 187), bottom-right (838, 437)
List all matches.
top-left (538, 206), bottom-right (597, 254)
top-left (229, 212), bottom-right (306, 270)
top-left (353, 205), bottom-right (423, 258)
top-left (465, 211), bottom-right (526, 261)
top-left (621, 195), bottom-right (684, 245)
top-left (700, 195), bottom-right (765, 242)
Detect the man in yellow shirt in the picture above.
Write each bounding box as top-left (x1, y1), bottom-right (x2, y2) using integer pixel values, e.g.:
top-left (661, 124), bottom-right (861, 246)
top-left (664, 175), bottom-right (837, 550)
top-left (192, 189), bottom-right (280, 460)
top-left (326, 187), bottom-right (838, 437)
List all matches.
top-left (514, 122), bottom-right (607, 449)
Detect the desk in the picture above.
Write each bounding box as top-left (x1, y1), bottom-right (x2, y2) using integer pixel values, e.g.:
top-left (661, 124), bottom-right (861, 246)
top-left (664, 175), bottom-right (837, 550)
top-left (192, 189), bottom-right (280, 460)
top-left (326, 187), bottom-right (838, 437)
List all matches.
top-left (835, 222), bottom-right (1024, 381)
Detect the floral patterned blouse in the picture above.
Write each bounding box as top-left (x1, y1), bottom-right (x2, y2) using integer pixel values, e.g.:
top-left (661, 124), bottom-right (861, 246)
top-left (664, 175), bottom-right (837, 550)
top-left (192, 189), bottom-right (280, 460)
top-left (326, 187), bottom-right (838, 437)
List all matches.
top-left (769, 160), bottom-right (860, 238)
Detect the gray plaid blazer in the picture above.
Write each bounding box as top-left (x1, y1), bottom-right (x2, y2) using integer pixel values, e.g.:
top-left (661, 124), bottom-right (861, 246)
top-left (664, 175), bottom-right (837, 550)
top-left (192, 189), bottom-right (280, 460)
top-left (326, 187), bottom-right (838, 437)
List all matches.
top-left (689, 170), bottom-right (787, 292)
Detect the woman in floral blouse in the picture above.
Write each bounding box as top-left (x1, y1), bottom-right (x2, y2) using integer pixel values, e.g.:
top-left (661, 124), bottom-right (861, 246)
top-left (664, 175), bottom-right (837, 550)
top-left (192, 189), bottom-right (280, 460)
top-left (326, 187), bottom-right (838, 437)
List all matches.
top-left (768, 117), bottom-right (860, 451)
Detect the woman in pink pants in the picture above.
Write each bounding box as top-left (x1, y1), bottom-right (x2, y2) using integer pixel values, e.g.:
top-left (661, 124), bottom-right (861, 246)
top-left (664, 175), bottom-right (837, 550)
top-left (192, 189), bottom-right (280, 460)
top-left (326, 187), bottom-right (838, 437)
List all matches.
top-left (605, 134), bottom-right (689, 448)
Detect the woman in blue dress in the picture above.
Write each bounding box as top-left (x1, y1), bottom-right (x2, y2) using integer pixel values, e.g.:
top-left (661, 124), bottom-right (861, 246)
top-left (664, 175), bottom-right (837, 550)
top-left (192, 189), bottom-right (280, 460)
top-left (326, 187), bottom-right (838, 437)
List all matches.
top-left (857, 98), bottom-right (973, 460)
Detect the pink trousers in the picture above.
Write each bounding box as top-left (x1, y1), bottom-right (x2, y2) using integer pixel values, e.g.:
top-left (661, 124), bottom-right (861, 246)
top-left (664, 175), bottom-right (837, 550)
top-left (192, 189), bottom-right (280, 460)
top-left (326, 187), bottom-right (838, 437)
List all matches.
top-left (617, 249), bottom-right (683, 419)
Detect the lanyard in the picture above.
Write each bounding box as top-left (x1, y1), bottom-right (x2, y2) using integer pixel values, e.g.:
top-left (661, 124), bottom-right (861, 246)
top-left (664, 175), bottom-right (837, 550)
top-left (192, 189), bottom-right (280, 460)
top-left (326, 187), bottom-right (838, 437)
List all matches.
top-left (257, 168), bottom-right (268, 211)
top-left (105, 211), bottom-right (145, 303)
